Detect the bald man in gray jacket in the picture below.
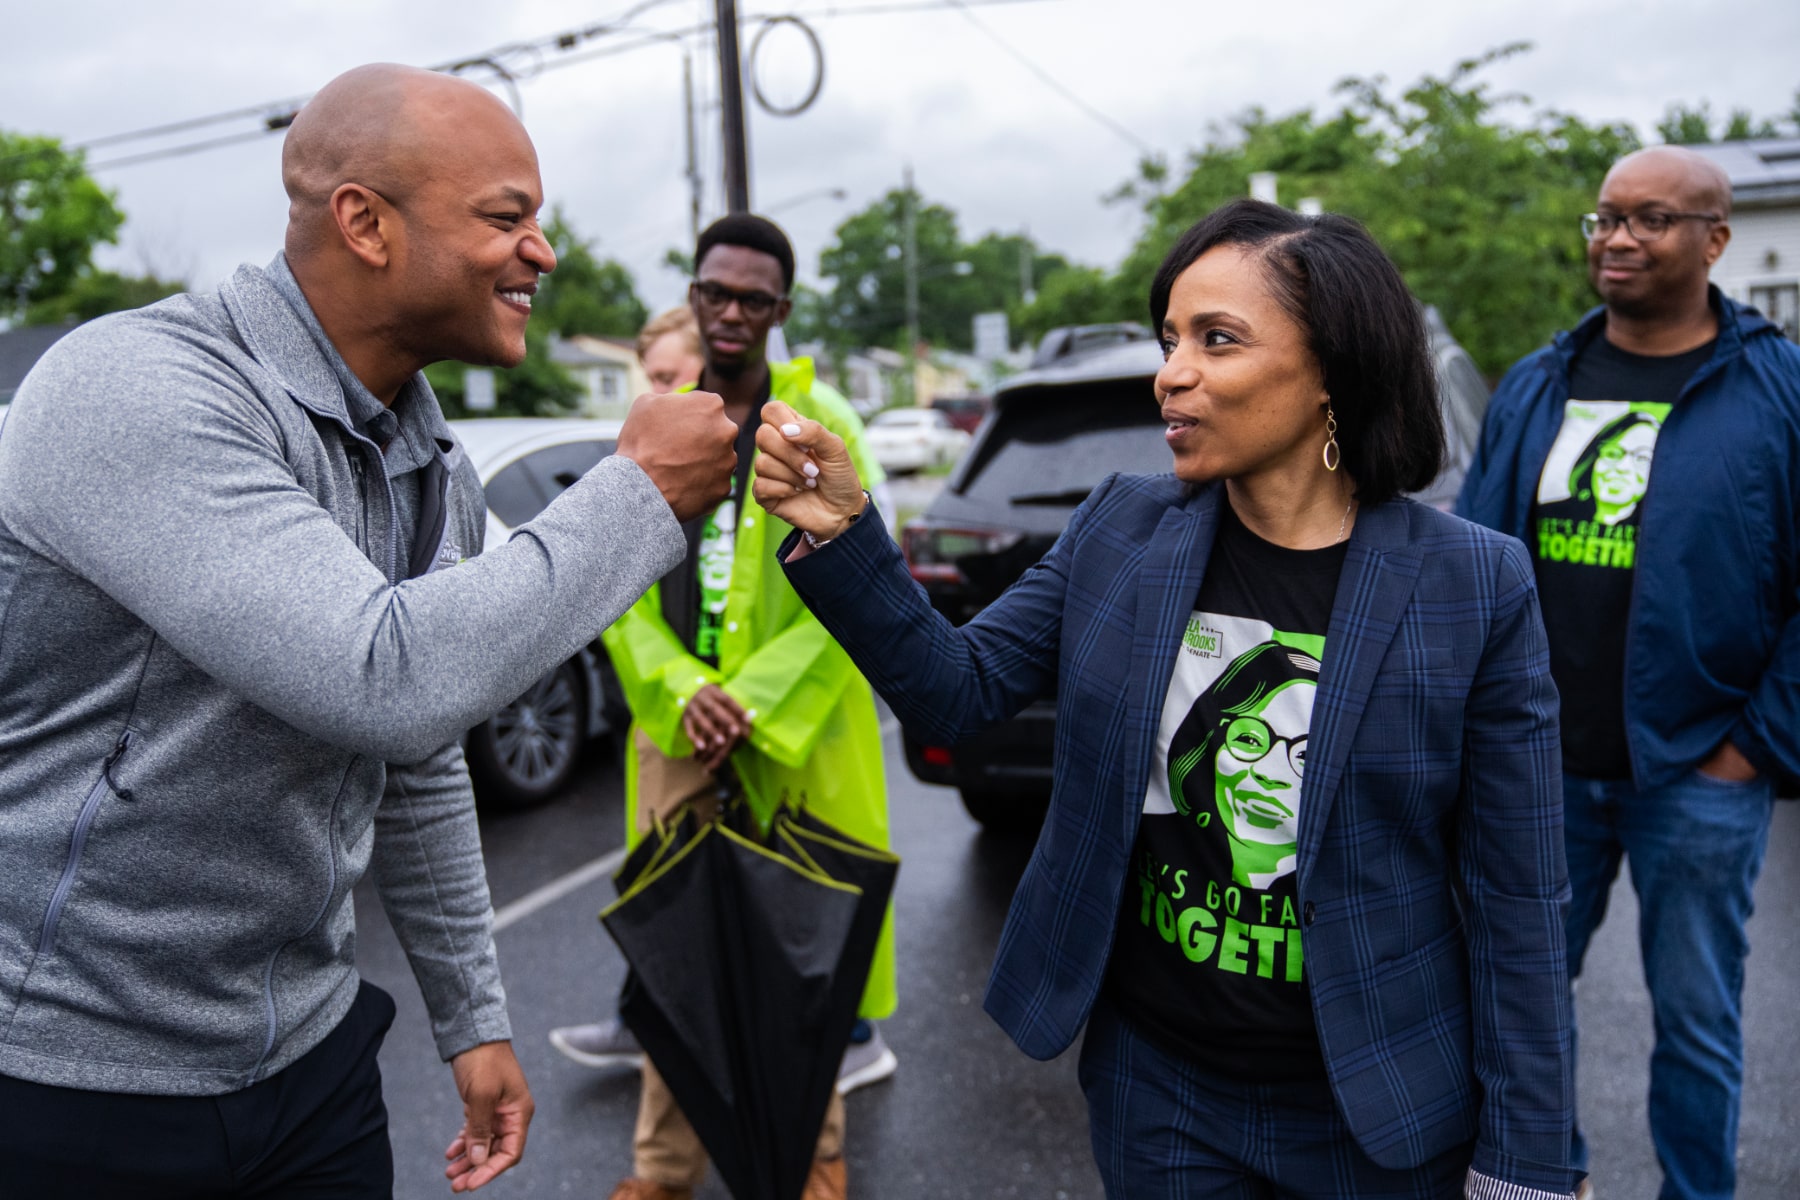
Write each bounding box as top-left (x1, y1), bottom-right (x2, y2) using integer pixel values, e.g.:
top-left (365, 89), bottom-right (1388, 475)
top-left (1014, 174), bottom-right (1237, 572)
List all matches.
top-left (0, 64), bottom-right (735, 1196)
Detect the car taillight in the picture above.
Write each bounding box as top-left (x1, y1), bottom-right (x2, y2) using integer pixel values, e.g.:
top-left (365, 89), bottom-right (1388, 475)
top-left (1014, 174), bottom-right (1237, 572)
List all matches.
top-left (901, 521), bottom-right (1023, 585)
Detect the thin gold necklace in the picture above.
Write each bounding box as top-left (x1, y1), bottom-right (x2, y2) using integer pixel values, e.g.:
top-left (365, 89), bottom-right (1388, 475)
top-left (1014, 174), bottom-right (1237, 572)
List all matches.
top-left (1336, 496), bottom-right (1356, 544)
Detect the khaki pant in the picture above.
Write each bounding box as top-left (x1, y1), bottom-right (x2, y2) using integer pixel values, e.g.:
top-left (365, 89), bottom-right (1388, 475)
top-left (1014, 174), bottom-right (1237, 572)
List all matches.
top-left (630, 730), bottom-right (847, 1189)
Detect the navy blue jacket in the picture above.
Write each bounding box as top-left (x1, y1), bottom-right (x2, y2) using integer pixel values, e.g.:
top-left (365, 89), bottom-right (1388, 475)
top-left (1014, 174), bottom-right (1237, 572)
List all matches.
top-left (785, 479), bottom-right (1574, 1193)
top-left (1456, 291), bottom-right (1800, 789)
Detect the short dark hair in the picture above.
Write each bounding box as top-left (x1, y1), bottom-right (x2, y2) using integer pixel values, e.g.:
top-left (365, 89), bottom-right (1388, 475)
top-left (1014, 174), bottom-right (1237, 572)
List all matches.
top-left (695, 213), bottom-right (795, 292)
top-left (1148, 199), bottom-right (1443, 504)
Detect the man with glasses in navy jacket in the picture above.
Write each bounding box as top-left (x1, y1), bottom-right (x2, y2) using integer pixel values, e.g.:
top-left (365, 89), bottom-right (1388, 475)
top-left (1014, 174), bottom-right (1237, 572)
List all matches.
top-left (1459, 145), bottom-right (1800, 1200)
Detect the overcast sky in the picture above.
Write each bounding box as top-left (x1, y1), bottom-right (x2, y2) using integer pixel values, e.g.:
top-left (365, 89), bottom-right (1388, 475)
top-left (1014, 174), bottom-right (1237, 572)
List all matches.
top-left (6, 0), bottom-right (1797, 315)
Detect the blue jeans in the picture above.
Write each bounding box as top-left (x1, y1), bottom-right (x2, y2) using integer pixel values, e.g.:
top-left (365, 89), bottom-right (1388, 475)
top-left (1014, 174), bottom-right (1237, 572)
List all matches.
top-left (1078, 997), bottom-right (1472, 1198)
top-left (1563, 769), bottom-right (1775, 1200)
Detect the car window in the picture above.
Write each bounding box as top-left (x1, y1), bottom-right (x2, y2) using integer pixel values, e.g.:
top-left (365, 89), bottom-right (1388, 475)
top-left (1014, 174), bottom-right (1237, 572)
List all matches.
top-left (958, 380), bottom-right (1168, 508)
top-left (524, 439), bottom-right (615, 496)
top-left (484, 459), bottom-right (548, 528)
top-left (483, 439), bottom-right (617, 528)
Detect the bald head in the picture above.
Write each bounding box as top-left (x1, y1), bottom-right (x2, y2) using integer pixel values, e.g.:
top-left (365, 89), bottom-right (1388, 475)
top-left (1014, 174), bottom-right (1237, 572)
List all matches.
top-left (282, 64), bottom-right (528, 258)
top-left (1604, 145), bottom-right (1733, 220)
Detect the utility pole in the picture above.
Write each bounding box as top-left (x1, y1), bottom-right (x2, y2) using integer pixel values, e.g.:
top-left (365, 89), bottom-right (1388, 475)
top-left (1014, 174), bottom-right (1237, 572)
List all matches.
top-left (681, 46), bottom-right (703, 242)
top-left (1019, 229), bottom-right (1036, 305)
top-left (714, 0), bottom-right (751, 213)
top-left (902, 164), bottom-right (920, 356)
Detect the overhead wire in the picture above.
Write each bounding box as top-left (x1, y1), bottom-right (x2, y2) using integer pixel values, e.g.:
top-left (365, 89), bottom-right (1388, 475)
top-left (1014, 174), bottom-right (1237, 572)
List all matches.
top-left (944, 0), bottom-right (1153, 156)
top-left (4, 0), bottom-right (1050, 176)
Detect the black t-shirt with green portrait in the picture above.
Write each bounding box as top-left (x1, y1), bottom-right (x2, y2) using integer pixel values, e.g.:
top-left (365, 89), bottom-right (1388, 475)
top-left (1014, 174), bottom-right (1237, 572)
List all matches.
top-left (1530, 336), bottom-right (1712, 779)
top-left (1105, 505), bottom-right (1346, 1083)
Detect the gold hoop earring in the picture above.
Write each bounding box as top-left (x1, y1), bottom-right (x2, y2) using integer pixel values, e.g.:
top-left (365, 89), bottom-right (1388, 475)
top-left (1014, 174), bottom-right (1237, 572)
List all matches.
top-left (1322, 403), bottom-right (1341, 472)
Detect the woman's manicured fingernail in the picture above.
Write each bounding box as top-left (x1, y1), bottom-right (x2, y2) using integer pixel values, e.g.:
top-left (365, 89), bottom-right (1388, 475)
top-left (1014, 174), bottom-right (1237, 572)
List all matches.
top-left (802, 461), bottom-right (820, 477)
top-left (781, 423), bottom-right (802, 437)
top-left (805, 478), bottom-right (817, 489)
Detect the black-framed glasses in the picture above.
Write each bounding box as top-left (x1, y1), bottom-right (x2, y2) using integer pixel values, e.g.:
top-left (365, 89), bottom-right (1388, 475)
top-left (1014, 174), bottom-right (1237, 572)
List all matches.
top-left (690, 279), bottom-right (784, 318)
top-left (1581, 210), bottom-right (1721, 243)
top-left (1219, 715), bottom-right (1307, 776)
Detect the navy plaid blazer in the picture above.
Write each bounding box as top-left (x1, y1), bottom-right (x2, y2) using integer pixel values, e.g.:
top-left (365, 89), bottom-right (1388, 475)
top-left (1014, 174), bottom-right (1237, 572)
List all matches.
top-left (785, 473), bottom-right (1575, 1192)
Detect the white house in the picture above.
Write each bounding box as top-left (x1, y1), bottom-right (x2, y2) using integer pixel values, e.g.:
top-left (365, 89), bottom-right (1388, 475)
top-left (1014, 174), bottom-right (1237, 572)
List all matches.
top-left (1690, 138), bottom-right (1800, 341)
top-left (548, 334), bottom-right (649, 420)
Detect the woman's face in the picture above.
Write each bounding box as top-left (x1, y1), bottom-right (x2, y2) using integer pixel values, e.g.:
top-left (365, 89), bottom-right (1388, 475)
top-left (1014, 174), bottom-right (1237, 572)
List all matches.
top-left (642, 330), bottom-right (705, 393)
top-left (1592, 422), bottom-right (1657, 512)
top-left (1155, 245), bottom-right (1330, 486)
top-left (1213, 679), bottom-right (1311, 848)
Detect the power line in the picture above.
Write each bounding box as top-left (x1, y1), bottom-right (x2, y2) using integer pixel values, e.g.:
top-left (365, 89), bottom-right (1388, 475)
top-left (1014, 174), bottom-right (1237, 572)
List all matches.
top-left (8, 0), bottom-right (1048, 176)
top-left (944, 0), bottom-right (1153, 156)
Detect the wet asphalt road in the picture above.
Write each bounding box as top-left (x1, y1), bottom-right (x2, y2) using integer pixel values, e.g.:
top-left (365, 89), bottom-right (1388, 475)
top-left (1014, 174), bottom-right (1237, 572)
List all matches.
top-left (355, 467), bottom-right (1798, 1200)
top-left (356, 717), bottom-right (1800, 1200)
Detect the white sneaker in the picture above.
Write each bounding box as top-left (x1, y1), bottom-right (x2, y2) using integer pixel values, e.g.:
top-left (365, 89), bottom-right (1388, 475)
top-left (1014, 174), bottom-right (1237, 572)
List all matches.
top-left (549, 1018), bottom-right (645, 1070)
top-left (836, 1022), bottom-right (898, 1094)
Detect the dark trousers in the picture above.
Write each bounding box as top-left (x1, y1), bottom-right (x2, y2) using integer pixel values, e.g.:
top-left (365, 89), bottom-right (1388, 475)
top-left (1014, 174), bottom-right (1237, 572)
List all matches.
top-left (1078, 996), bottom-right (1473, 1199)
top-left (4, 979), bottom-right (397, 1199)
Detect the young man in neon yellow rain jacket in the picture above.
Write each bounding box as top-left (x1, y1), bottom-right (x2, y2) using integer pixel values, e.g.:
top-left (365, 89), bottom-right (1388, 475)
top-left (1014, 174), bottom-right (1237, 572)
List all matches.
top-left (594, 215), bottom-right (892, 1200)
top-left (604, 353), bottom-right (895, 1019)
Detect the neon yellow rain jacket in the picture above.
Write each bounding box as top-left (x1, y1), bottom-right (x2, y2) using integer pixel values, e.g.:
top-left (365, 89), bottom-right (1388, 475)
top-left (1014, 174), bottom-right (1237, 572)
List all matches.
top-left (602, 358), bottom-right (896, 1019)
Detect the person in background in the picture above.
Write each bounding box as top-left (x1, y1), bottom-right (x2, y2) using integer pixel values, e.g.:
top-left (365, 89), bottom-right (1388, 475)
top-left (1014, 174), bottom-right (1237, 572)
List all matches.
top-left (0, 63), bottom-right (734, 1198)
top-left (755, 199), bottom-right (1578, 1199)
top-left (638, 306), bottom-right (707, 394)
top-left (597, 215), bottom-right (893, 1200)
top-left (548, 301), bottom-right (899, 1102)
top-left (1458, 144), bottom-right (1800, 1200)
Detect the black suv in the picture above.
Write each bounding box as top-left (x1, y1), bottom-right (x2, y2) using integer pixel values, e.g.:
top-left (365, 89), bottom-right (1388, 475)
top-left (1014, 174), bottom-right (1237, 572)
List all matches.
top-left (898, 317), bottom-right (1490, 828)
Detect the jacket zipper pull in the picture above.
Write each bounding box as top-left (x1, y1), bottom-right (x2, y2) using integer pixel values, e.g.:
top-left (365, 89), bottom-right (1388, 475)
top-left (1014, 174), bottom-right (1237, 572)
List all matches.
top-left (104, 731), bottom-right (135, 801)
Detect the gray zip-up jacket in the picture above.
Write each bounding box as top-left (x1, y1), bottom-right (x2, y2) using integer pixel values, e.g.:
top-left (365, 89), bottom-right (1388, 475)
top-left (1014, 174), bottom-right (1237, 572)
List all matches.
top-left (0, 257), bottom-right (684, 1095)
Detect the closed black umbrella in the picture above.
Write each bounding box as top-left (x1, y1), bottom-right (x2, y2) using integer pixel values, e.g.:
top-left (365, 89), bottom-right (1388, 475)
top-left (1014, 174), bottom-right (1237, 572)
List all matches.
top-left (602, 799), bottom-right (894, 1200)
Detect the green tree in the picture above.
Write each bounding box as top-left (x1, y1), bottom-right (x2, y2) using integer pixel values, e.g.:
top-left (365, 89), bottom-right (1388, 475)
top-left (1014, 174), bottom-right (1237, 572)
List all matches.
top-left (0, 131), bottom-right (125, 319)
top-left (1108, 45), bottom-right (1640, 375)
top-left (534, 209), bottom-right (648, 337)
top-left (1657, 100), bottom-right (1784, 144)
top-left (25, 269), bottom-right (184, 325)
top-left (1013, 264), bottom-right (1137, 345)
top-left (814, 190), bottom-right (1079, 355)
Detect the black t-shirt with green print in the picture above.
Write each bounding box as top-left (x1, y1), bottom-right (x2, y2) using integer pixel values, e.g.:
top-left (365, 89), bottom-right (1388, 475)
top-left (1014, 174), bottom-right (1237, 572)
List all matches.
top-left (1530, 336), bottom-right (1712, 779)
top-left (1105, 504), bottom-right (1346, 1083)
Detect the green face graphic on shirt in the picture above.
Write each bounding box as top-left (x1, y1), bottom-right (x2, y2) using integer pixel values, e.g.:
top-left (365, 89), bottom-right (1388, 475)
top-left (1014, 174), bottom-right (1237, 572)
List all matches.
top-left (1581, 416), bottom-right (1660, 527)
top-left (1169, 639), bottom-right (1321, 889)
top-left (1213, 679), bottom-right (1312, 886)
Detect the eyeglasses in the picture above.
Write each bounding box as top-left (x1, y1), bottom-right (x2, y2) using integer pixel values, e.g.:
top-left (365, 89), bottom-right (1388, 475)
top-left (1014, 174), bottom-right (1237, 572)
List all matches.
top-left (1220, 715), bottom-right (1307, 776)
top-left (1580, 210), bottom-right (1721, 243)
top-left (690, 279), bottom-right (784, 319)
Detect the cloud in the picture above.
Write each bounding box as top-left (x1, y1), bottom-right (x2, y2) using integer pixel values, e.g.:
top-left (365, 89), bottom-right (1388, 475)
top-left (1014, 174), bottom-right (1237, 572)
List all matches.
top-left (5, 0), bottom-right (1796, 315)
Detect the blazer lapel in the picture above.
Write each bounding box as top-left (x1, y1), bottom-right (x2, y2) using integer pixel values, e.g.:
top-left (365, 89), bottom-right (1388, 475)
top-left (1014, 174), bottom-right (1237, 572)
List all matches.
top-left (1121, 485), bottom-right (1221, 842)
top-left (1298, 501), bottom-right (1424, 885)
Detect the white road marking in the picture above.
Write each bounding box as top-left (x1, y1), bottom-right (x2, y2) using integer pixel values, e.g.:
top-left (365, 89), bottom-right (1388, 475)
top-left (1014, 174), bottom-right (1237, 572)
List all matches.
top-left (492, 847), bottom-right (625, 932)
top-left (490, 715), bottom-right (904, 933)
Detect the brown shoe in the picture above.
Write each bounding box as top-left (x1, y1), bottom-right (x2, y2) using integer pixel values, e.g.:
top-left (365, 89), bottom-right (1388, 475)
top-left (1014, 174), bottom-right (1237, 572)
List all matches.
top-left (803, 1156), bottom-right (848, 1200)
top-left (607, 1179), bottom-right (693, 1200)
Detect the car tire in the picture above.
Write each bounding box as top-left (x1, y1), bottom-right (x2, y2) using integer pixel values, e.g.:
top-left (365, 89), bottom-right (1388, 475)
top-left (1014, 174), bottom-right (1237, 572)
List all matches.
top-left (957, 785), bottom-right (1049, 832)
top-left (466, 659), bottom-right (588, 809)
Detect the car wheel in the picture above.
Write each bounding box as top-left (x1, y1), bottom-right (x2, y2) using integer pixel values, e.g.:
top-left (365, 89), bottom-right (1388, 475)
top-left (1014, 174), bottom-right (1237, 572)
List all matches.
top-left (466, 659), bottom-right (587, 808)
top-left (957, 785), bottom-right (1049, 832)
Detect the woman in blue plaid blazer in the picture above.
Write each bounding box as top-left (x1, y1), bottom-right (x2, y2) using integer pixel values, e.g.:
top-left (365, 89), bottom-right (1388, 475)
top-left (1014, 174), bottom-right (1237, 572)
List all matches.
top-left (754, 201), bottom-right (1577, 1200)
